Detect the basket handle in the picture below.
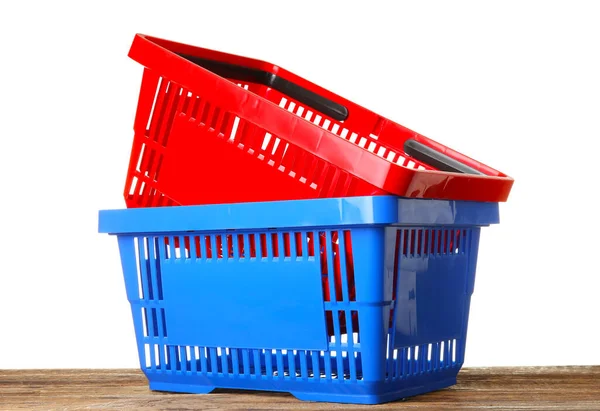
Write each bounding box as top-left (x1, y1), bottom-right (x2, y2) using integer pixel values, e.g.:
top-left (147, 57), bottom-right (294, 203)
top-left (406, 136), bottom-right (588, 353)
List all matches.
top-left (177, 53), bottom-right (349, 122)
top-left (403, 139), bottom-right (485, 175)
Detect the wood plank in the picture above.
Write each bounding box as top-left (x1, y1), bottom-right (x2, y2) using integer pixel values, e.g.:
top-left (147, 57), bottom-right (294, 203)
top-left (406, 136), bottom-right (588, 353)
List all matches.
top-left (1, 367), bottom-right (599, 410)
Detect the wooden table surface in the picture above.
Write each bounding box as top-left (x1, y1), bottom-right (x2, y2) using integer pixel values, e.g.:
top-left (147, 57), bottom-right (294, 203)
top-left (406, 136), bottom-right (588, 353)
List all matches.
top-left (1, 367), bottom-right (599, 410)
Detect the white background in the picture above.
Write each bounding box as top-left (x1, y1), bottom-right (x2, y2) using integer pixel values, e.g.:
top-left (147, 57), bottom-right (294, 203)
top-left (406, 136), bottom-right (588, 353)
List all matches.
top-left (1, 1), bottom-right (599, 369)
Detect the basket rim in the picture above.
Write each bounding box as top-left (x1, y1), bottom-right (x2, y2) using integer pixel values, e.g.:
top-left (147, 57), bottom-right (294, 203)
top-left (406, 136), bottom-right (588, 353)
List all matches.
top-left (99, 196), bottom-right (499, 235)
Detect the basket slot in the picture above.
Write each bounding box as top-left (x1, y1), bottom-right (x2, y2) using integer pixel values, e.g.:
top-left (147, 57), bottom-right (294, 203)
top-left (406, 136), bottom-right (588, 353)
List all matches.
top-left (267, 93), bottom-right (413, 183)
top-left (270, 93), bottom-right (435, 173)
top-left (125, 77), bottom-right (185, 207)
top-left (143, 75), bottom-right (163, 132)
top-left (141, 343), bottom-right (366, 380)
top-left (146, 79), bottom-right (169, 143)
top-left (158, 83), bottom-right (182, 147)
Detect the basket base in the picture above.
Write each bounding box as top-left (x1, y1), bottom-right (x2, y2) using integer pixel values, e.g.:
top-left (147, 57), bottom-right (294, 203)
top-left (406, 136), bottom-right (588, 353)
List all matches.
top-left (292, 377), bottom-right (457, 404)
top-left (149, 382), bottom-right (215, 395)
top-left (148, 376), bottom-right (457, 405)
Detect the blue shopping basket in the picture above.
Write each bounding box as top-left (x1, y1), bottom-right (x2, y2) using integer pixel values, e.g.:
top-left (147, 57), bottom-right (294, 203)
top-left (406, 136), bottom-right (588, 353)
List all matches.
top-left (98, 195), bottom-right (499, 404)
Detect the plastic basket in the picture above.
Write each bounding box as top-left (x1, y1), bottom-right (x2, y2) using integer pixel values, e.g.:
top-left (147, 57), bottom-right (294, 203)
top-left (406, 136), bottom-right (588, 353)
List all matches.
top-left (124, 34), bottom-right (514, 208)
top-left (99, 196), bottom-right (499, 404)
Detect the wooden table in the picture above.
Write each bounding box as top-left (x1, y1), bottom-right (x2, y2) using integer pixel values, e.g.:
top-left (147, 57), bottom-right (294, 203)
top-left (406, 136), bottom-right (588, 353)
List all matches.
top-left (1, 367), bottom-right (599, 410)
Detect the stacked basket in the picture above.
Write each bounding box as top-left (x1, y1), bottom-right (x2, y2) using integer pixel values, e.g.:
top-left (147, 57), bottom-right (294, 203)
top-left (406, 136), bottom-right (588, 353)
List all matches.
top-left (99, 34), bottom-right (513, 405)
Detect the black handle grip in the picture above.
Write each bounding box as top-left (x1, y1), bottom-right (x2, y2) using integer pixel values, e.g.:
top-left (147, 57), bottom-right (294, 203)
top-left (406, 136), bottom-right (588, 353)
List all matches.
top-left (404, 139), bottom-right (485, 175)
top-left (178, 53), bottom-right (349, 122)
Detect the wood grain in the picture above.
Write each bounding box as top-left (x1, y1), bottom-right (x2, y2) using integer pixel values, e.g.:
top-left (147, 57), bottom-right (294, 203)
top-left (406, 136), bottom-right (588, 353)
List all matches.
top-left (1, 367), bottom-right (599, 410)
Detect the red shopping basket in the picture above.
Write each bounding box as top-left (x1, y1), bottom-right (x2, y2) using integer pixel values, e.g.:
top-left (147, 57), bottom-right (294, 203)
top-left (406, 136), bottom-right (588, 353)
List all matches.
top-left (124, 34), bottom-right (513, 208)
